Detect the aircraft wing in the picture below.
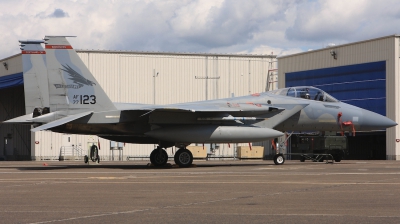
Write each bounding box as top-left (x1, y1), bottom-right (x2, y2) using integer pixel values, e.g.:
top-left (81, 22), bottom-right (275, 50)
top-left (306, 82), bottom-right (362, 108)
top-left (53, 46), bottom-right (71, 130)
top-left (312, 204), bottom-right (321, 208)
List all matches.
top-left (263, 104), bottom-right (309, 128)
top-left (131, 103), bottom-right (285, 113)
top-left (126, 103), bottom-right (286, 125)
top-left (140, 103), bottom-right (308, 127)
top-left (112, 101), bottom-right (291, 127)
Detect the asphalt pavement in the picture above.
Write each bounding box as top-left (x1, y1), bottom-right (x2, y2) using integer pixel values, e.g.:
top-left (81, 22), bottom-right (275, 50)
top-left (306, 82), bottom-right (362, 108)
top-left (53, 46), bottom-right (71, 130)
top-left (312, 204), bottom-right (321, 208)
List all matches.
top-left (0, 159), bottom-right (399, 223)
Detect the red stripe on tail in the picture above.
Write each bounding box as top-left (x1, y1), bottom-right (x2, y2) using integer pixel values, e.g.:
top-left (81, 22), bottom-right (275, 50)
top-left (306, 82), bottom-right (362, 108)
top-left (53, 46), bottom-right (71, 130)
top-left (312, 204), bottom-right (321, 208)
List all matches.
top-left (45, 45), bottom-right (73, 49)
top-left (22, 50), bottom-right (45, 54)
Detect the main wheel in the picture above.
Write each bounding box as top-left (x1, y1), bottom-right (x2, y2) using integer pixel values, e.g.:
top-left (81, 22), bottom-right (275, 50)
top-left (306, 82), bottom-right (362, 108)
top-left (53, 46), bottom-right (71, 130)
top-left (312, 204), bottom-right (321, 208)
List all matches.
top-left (174, 148), bottom-right (193, 168)
top-left (150, 149), bottom-right (157, 164)
top-left (273, 154), bottom-right (285, 165)
top-left (300, 156), bottom-right (305, 162)
top-left (150, 148), bottom-right (168, 167)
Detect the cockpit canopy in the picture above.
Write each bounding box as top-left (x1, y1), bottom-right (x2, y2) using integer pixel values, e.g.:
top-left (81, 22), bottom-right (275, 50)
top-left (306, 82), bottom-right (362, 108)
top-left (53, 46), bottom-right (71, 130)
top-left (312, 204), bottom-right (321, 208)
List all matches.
top-left (270, 86), bottom-right (339, 102)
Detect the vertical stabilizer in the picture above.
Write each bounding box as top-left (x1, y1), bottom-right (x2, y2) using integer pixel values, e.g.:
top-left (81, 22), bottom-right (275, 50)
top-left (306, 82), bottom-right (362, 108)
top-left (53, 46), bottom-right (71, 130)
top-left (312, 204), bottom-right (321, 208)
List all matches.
top-left (44, 36), bottom-right (116, 114)
top-left (19, 40), bottom-right (50, 116)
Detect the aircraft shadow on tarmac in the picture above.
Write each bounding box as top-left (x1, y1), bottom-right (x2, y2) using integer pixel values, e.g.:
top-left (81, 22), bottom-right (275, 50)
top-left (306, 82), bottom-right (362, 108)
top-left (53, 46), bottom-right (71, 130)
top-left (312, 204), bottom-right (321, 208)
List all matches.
top-left (9, 162), bottom-right (278, 171)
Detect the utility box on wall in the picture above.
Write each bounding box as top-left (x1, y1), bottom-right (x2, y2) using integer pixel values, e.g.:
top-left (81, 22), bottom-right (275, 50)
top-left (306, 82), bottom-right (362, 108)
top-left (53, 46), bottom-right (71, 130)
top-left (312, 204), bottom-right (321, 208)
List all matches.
top-left (237, 146), bottom-right (264, 159)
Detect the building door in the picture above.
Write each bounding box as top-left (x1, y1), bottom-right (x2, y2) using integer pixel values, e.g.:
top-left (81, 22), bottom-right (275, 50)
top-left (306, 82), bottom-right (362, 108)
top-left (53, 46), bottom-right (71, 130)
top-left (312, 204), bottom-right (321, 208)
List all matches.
top-left (5, 138), bottom-right (13, 156)
top-left (62, 134), bottom-right (73, 147)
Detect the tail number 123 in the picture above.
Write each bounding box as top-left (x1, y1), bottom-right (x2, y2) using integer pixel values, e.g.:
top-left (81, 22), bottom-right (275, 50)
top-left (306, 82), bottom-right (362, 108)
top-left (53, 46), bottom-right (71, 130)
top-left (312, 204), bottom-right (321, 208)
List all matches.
top-left (73, 95), bottom-right (96, 104)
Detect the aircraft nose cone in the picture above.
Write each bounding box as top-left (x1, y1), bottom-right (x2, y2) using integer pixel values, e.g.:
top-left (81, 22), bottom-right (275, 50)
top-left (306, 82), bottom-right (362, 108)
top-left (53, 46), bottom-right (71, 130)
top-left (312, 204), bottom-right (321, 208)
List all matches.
top-left (360, 110), bottom-right (397, 130)
top-left (375, 116), bottom-right (397, 128)
top-left (382, 117), bottom-right (397, 128)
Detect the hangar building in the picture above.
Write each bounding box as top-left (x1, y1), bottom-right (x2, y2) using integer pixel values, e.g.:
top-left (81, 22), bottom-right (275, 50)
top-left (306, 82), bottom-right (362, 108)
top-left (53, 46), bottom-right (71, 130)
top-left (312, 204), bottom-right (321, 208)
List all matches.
top-left (1, 34), bottom-right (398, 161)
top-left (0, 49), bottom-right (277, 160)
top-left (278, 34), bottom-right (400, 160)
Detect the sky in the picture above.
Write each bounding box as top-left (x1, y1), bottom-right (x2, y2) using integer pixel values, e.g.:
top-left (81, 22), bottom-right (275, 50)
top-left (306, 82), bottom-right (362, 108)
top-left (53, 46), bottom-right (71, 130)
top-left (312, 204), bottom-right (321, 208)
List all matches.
top-left (1, 0), bottom-right (400, 60)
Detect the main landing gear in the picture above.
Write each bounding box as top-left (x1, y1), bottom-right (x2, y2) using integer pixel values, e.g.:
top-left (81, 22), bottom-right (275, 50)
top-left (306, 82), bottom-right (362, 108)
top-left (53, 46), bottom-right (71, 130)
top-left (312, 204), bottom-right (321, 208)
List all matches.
top-left (150, 146), bottom-right (193, 168)
top-left (174, 148), bottom-right (193, 168)
top-left (150, 146), bottom-right (168, 167)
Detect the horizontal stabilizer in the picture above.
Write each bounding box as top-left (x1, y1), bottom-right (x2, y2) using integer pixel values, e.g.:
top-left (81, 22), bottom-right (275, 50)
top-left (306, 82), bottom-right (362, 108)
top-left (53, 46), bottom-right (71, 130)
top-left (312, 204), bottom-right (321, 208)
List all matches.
top-left (31, 111), bottom-right (93, 132)
top-left (2, 113), bottom-right (34, 124)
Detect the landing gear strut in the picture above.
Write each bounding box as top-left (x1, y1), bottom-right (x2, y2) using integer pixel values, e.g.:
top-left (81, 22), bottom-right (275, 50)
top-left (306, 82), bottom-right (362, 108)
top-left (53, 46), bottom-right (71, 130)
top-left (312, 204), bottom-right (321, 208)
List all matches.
top-left (174, 148), bottom-right (193, 168)
top-left (150, 146), bottom-right (168, 167)
top-left (272, 132), bottom-right (293, 165)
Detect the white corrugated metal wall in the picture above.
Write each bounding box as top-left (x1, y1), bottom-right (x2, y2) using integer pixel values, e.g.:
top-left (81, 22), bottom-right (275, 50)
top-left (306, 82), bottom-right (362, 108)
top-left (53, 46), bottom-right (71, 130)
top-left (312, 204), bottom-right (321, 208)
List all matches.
top-left (32, 52), bottom-right (277, 160)
top-left (277, 35), bottom-right (400, 160)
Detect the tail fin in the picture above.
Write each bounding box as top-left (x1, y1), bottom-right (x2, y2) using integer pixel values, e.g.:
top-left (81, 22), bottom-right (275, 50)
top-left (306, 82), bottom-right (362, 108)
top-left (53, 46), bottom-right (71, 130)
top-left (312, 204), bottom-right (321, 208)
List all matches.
top-left (19, 40), bottom-right (50, 116)
top-left (44, 36), bottom-right (116, 114)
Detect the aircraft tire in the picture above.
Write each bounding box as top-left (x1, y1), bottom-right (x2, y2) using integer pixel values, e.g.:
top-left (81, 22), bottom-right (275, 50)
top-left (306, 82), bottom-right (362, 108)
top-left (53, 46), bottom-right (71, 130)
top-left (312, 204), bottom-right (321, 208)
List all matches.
top-left (150, 149), bottom-right (157, 164)
top-left (300, 156), bottom-right (305, 162)
top-left (90, 145), bottom-right (99, 162)
top-left (152, 149), bottom-right (168, 167)
top-left (173, 151), bottom-right (179, 165)
top-left (84, 155), bottom-right (88, 164)
top-left (334, 155), bottom-right (342, 162)
top-left (273, 154), bottom-right (285, 165)
top-left (174, 148), bottom-right (193, 168)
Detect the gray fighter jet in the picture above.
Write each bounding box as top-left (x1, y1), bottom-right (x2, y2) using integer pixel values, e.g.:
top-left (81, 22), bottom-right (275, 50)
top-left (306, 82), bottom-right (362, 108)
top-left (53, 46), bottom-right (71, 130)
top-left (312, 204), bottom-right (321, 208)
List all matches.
top-left (4, 36), bottom-right (397, 167)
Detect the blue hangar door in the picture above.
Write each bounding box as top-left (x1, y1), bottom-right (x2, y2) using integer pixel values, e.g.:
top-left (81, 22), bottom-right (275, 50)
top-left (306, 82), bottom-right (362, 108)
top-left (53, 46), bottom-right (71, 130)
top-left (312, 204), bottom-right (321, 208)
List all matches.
top-left (0, 73), bottom-right (31, 160)
top-left (285, 61), bottom-right (387, 160)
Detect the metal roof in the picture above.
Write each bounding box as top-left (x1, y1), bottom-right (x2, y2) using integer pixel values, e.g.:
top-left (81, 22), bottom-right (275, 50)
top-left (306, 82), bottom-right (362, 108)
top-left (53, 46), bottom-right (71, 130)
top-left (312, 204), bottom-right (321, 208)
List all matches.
top-left (75, 49), bottom-right (276, 59)
top-left (278, 34), bottom-right (400, 59)
top-left (2, 50), bottom-right (276, 62)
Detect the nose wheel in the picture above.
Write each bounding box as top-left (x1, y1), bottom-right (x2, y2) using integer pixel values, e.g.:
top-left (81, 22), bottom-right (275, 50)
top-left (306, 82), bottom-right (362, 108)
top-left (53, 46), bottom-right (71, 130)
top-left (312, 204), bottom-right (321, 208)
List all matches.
top-left (273, 153), bottom-right (285, 165)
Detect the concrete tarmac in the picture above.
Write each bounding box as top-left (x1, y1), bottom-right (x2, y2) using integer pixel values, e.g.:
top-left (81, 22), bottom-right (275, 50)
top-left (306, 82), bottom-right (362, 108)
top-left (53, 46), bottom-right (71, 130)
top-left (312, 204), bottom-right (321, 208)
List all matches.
top-left (0, 160), bottom-right (400, 224)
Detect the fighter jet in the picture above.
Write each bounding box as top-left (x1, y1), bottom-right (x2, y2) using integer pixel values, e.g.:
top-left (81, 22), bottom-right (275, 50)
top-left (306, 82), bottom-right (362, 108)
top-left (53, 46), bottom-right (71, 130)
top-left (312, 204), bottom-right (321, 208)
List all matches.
top-left (4, 36), bottom-right (397, 167)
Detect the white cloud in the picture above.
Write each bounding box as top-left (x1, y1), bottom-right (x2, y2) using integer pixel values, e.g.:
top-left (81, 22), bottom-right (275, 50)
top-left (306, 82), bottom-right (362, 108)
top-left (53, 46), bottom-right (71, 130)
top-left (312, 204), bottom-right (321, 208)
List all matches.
top-left (286, 0), bottom-right (400, 43)
top-left (1, 0), bottom-right (400, 60)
